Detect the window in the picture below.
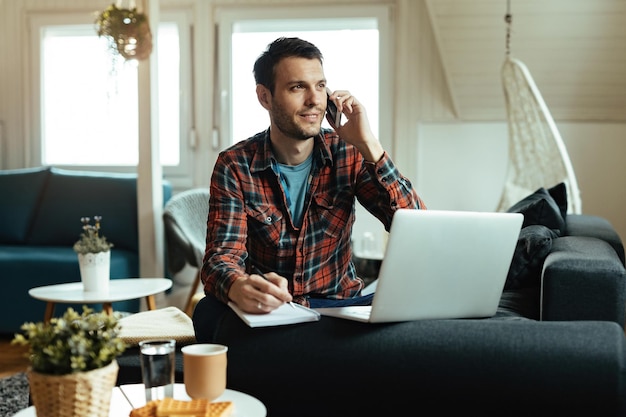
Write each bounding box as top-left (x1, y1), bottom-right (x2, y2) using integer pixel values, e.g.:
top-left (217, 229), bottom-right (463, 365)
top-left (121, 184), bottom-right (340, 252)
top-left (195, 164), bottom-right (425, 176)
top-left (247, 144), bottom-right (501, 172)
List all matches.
top-left (29, 10), bottom-right (192, 180)
top-left (216, 5), bottom-right (392, 150)
top-left (215, 5), bottom-right (393, 255)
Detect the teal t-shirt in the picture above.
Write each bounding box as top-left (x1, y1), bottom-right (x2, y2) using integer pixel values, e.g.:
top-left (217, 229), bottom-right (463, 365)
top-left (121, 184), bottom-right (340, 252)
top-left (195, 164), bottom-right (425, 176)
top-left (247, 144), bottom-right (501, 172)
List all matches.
top-left (277, 154), bottom-right (313, 228)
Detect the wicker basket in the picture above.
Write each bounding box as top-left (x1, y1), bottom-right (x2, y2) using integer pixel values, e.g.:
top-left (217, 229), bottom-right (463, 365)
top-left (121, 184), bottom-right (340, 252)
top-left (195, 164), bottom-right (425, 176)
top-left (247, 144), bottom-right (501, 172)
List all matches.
top-left (28, 360), bottom-right (119, 417)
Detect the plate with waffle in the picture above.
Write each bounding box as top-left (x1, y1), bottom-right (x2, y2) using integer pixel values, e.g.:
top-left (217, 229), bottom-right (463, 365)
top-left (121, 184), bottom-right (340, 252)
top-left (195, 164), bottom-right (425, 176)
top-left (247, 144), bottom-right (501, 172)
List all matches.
top-left (130, 398), bottom-right (234, 417)
top-left (119, 383), bottom-right (265, 417)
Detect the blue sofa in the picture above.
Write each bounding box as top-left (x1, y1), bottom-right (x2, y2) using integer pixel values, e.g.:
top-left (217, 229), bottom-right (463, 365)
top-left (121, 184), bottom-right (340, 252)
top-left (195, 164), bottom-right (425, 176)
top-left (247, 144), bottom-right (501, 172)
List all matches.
top-left (0, 166), bottom-right (172, 334)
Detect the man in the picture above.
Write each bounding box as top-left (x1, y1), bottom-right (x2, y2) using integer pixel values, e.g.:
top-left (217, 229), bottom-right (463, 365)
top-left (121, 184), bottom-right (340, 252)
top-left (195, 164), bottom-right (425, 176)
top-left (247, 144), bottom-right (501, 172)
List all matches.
top-left (193, 37), bottom-right (425, 341)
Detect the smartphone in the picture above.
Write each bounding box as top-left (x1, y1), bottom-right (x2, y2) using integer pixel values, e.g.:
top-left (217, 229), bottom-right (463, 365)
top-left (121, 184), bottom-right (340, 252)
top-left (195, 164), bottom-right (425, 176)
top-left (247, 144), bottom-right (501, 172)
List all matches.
top-left (326, 93), bottom-right (342, 128)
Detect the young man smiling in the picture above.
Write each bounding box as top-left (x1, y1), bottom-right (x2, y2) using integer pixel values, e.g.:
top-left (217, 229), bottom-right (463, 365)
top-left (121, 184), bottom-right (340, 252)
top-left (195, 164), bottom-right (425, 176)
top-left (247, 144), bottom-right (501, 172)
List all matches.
top-left (193, 37), bottom-right (425, 341)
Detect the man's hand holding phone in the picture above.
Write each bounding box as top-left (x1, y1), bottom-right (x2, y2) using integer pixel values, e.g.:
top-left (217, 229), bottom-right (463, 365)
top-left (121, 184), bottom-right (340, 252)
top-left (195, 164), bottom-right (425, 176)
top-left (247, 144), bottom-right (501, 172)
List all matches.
top-left (326, 88), bottom-right (384, 164)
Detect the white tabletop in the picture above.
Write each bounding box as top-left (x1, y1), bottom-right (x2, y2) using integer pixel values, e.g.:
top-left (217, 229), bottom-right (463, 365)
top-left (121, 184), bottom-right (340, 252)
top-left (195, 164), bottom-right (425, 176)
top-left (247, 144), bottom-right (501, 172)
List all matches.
top-left (12, 384), bottom-right (266, 417)
top-left (120, 383), bottom-right (266, 416)
top-left (28, 278), bottom-right (172, 303)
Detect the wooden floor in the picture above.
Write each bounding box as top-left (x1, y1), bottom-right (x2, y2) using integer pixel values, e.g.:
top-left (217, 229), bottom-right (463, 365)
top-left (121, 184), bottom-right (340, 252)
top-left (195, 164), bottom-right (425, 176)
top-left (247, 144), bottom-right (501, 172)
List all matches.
top-left (0, 334), bottom-right (30, 378)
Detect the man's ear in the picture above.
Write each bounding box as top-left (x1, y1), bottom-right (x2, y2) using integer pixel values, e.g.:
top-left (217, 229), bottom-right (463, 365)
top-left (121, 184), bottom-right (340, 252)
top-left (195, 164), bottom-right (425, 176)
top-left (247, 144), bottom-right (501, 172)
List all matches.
top-left (256, 85), bottom-right (272, 111)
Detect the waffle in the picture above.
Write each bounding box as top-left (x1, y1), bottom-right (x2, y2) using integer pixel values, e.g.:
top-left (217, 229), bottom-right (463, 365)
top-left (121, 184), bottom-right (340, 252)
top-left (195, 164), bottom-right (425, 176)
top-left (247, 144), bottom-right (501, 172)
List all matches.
top-left (129, 400), bottom-right (160, 417)
top-left (156, 398), bottom-right (210, 416)
top-left (129, 398), bottom-right (234, 417)
top-left (206, 402), bottom-right (234, 417)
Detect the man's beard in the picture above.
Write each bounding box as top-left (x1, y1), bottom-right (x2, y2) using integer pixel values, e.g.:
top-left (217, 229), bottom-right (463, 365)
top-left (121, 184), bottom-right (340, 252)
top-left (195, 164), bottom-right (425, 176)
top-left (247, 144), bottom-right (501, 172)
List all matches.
top-left (271, 101), bottom-right (321, 141)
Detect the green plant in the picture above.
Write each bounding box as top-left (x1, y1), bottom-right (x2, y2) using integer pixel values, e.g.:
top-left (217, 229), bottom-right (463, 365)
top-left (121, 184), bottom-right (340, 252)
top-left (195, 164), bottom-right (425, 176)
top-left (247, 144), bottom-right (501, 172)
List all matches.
top-left (11, 306), bottom-right (126, 375)
top-left (73, 216), bottom-right (114, 254)
top-left (95, 3), bottom-right (153, 60)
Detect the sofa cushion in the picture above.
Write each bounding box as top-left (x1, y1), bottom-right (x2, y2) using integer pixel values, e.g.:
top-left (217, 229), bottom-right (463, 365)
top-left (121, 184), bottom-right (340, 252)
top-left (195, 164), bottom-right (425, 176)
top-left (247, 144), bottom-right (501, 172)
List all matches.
top-left (505, 225), bottom-right (559, 290)
top-left (211, 312), bottom-right (626, 417)
top-left (547, 182), bottom-right (568, 219)
top-left (507, 187), bottom-right (565, 234)
top-left (26, 168), bottom-right (139, 251)
top-left (0, 167), bottom-right (51, 243)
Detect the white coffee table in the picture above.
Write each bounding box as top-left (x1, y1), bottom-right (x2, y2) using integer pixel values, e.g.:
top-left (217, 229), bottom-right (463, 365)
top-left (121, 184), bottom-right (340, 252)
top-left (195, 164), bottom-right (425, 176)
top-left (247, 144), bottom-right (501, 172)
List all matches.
top-left (13, 384), bottom-right (266, 417)
top-left (28, 278), bottom-right (172, 322)
top-left (119, 383), bottom-right (266, 416)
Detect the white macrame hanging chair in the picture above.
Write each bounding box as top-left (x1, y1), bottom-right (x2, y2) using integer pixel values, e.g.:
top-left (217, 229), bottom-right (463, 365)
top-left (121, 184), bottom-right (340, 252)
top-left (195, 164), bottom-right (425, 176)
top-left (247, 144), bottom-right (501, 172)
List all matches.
top-left (496, 5), bottom-right (582, 214)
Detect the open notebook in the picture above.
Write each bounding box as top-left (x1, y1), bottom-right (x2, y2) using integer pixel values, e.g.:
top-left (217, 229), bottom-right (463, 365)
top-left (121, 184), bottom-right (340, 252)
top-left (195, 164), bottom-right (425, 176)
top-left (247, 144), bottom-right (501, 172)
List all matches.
top-left (315, 209), bottom-right (523, 323)
top-left (228, 301), bottom-right (320, 327)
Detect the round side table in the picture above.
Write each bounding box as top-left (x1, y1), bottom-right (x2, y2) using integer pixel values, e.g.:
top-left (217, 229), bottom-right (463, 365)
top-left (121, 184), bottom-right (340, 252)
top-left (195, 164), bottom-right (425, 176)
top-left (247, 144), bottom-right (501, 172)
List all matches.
top-left (28, 278), bottom-right (172, 322)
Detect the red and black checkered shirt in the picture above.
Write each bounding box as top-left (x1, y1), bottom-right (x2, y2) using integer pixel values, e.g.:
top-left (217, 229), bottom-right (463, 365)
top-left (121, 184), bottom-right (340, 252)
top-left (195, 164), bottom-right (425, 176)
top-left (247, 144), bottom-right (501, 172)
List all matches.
top-left (202, 129), bottom-right (426, 306)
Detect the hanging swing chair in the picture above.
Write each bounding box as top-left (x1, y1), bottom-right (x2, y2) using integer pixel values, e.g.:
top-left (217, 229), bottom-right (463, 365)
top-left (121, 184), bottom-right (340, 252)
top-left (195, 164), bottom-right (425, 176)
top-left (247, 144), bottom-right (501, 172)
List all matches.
top-left (496, 4), bottom-right (582, 214)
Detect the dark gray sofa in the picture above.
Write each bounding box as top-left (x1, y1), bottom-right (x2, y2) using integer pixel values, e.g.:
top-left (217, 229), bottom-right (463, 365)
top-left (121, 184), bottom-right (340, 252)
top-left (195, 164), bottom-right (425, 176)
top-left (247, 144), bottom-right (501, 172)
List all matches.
top-left (202, 212), bottom-right (626, 417)
top-left (0, 166), bottom-right (172, 334)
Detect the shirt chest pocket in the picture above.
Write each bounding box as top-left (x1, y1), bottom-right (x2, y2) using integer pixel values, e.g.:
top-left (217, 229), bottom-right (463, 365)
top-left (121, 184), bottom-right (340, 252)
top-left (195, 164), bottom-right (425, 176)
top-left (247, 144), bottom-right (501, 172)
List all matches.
top-left (311, 193), bottom-right (353, 239)
top-left (245, 204), bottom-right (284, 247)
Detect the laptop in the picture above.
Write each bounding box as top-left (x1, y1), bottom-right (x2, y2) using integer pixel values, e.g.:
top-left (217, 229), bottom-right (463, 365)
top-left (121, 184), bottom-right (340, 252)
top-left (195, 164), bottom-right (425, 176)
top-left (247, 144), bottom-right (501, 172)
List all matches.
top-left (315, 209), bottom-right (523, 323)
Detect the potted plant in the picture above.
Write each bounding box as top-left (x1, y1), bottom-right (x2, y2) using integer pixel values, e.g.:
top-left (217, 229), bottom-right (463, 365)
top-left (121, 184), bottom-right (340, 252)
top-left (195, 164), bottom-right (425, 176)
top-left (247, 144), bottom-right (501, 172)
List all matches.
top-left (95, 3), bottom-right (153, 61)
top-left (74, 216), bottom-right (114, 292)
top-left (12, 306), bottom-right (127, 417)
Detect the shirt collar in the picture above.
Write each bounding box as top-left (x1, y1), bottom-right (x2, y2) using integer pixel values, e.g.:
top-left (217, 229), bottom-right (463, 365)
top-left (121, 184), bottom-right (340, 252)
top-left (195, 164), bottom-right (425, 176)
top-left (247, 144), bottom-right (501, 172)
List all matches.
top-left (250, 128), bottom-right (334, 174)
top-left (315, 129), bottom-right (334, 167)
top-left (249, 129), bottom-right (274, 174)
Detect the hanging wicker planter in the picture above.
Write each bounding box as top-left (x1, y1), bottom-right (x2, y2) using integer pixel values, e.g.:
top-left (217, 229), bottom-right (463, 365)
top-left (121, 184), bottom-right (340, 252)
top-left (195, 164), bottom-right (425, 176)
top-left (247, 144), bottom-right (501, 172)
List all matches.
top-left (96, 2), bottom-right (153, 61)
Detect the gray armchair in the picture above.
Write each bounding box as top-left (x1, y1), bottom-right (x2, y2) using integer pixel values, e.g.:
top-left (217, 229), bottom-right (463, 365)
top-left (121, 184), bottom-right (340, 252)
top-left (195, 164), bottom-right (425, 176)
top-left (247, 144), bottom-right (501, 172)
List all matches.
top-left (163, 188), bottom-right (210, 316)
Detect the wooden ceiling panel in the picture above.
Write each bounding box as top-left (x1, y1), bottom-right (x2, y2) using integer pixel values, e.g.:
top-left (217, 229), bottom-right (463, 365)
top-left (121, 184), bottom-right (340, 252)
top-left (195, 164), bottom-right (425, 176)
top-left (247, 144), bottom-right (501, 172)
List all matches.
top-left (426, 0), bottom-right (626, 121)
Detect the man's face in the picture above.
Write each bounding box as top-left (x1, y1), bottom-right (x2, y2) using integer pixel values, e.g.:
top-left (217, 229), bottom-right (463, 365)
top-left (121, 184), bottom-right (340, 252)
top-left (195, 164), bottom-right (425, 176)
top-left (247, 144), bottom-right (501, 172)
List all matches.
top-left (268, 57), bottom-right (327, 141)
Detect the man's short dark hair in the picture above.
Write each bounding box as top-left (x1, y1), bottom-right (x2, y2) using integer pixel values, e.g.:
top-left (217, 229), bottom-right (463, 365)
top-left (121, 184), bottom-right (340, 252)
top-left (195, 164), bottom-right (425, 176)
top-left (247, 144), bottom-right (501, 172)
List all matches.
top-left (253, 37), bottom-right (324, 94)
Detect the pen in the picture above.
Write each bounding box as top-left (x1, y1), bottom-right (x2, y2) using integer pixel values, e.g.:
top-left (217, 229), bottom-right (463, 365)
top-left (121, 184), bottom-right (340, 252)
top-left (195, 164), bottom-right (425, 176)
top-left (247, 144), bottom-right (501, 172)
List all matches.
top-left (251, 265), bottom-right (296, 309)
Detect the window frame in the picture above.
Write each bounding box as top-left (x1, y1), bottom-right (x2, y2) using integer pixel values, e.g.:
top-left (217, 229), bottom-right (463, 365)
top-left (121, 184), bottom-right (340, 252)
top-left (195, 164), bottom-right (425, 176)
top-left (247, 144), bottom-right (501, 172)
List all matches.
top-left (27, 8), bottom-right (194, 184)
top-left (214, 4), bottom-right (393, 153)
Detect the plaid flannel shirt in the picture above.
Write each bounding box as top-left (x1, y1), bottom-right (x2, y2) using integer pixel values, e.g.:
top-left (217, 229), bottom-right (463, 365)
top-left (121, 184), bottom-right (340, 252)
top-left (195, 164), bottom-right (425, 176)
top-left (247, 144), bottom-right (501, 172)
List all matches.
top-left (202, 128), bottom-right (425, 306)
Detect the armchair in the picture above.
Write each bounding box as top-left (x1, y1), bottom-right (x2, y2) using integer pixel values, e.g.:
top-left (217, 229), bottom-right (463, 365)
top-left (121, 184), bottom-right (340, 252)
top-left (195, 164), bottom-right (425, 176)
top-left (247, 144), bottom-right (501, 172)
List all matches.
top-left (163, 188), bottom-right (209, 316)
top-left (163, 188), bottom-right (210, 316)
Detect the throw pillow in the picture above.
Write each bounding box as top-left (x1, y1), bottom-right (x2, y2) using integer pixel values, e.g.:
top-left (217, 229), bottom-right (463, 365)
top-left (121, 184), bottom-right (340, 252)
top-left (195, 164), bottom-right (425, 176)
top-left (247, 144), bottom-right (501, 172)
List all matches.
top-left (547, 182), bottom-right (568, 220)
top-left (505, 225), bottom-right (559, 290)
top-left (507, 186), bottom-right (565, 234)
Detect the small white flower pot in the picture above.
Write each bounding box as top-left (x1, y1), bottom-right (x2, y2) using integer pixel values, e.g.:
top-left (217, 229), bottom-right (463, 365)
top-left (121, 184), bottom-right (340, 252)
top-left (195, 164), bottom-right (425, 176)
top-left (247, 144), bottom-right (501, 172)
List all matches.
top-left (77, 251), bottom-right (111, 292)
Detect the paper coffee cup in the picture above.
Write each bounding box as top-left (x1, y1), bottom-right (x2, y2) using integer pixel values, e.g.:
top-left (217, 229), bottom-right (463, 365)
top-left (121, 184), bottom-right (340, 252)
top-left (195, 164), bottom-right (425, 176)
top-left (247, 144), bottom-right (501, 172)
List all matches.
top-left (181, 344), bottom-right (228, 401)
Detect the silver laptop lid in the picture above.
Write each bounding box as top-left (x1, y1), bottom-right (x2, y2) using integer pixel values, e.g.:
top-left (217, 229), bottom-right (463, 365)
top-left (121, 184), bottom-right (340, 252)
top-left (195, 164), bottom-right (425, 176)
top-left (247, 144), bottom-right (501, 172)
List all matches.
top-left (368, 209), bottom-right (523, 322)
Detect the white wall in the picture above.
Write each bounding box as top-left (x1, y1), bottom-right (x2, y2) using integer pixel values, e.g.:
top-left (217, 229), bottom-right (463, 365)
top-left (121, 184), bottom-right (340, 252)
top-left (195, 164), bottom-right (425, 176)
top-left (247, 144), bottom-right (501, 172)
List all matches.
top-left (416, 122), bottom-right (509, 211)
top-left (561, 123), bottom-right (626, 241)
top-left (409, 122), bottom-right (626, 242)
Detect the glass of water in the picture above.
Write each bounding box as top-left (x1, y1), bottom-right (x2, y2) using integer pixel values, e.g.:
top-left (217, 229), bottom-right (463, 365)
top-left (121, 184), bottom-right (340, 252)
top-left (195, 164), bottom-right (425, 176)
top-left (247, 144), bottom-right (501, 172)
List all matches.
top-left (139, 339), bottom-right (176, 401)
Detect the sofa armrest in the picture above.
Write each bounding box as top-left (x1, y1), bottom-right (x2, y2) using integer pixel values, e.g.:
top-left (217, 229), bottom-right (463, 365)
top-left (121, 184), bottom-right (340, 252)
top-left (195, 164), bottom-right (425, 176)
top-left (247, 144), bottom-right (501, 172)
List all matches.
top-left (565, 214), bottom-right (625, 265)
top-left (541, 236), bottom-right (626, 326)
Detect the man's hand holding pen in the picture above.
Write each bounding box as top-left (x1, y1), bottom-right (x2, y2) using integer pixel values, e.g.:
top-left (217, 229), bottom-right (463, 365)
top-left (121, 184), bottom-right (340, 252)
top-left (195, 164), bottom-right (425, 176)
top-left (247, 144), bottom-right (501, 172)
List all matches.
top-left (227, 266), bottom-right (295, 314)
